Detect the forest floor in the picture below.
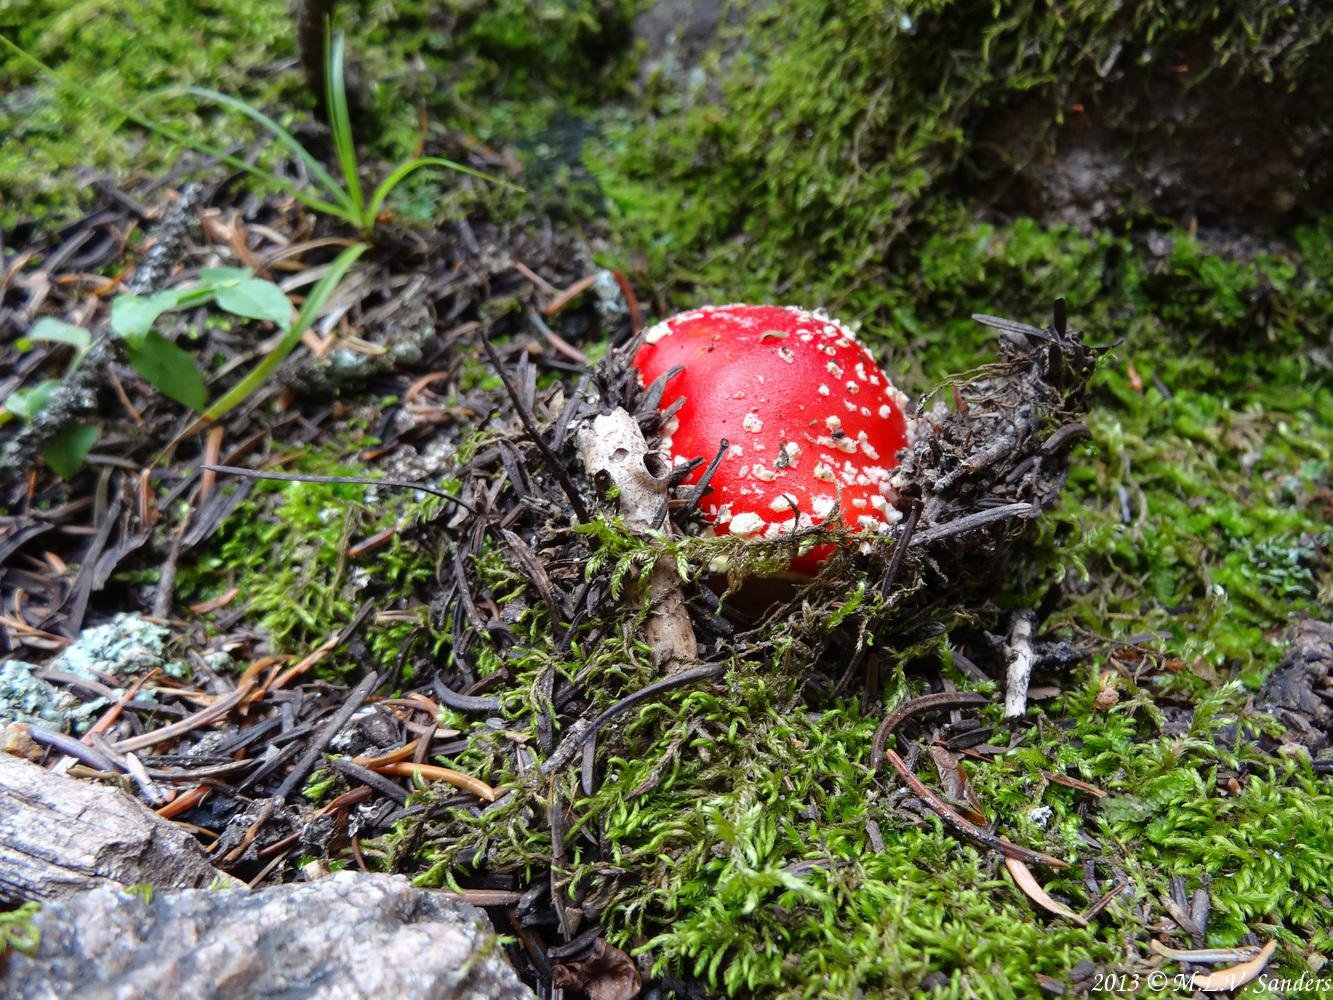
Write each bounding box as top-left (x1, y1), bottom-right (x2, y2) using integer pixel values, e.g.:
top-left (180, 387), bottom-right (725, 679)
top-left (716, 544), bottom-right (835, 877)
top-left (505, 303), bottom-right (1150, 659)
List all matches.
top-left (1, 3), bottom-right (1330, 998)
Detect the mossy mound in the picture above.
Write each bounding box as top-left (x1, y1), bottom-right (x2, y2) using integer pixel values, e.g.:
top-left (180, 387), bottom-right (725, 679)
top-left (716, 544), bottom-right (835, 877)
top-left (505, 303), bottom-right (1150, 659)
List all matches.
top-left (0, 0), bottom-right (636, 227)
top-left (5, 0), bottom-right (1331, 996)
top-left (593, 0), bottom-right (1332, 308)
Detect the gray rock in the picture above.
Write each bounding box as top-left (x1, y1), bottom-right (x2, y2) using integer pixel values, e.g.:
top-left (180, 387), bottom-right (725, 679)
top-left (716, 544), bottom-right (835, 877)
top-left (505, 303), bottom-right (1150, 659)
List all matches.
top-left (2, 871), bottom-right (535, 1000)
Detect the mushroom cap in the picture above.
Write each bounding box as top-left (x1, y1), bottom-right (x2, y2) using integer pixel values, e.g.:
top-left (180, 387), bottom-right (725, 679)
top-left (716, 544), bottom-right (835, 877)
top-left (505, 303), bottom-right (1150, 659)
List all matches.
top-left (633, 304), bottom-right (910, 574)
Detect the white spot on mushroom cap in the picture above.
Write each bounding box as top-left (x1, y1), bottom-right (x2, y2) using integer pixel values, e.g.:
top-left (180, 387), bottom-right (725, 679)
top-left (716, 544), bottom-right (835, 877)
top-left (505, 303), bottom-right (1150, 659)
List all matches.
top-left (811, 495), bottom-right (836, 518)
top-left (728, 511), bottom-right (765, 537)
top-left (743, 412), bottom-right (763, 433)
top-left (643, 320), bottom-right (673, 344)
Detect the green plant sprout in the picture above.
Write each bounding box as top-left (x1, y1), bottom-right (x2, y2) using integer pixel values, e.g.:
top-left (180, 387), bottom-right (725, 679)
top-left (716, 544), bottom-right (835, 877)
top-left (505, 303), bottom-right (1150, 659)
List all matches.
top-left (110, 265), bottom-right (295, 410)
top-left (6, 248), bottom-right (362, 477)
top-left (0, 31), bottom-right (515, 236)
top-left (2, 318), bottom-right (98, 477)
top-left (202, 242), bottom-right (366, 421)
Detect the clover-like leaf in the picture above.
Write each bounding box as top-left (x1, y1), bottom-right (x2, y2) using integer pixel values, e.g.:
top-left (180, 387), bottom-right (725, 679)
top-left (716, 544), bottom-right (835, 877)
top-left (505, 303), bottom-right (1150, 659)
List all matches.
top-left (214, 277), bottom-right (293, 329)
top-left (125, 331), bottom-right (208, 410)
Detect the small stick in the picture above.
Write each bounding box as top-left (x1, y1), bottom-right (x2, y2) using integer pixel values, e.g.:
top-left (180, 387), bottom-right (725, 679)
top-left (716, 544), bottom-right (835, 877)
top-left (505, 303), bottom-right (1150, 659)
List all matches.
top-left (273, 671), bottom-right (378, 800)
top-left (480, 330), bottom-right (590, 522)
top-left (83, 668), bottom-right (160, 743)
top-left (202, 464), bottom-right (473, 512)
top-left (329, 756), bottom-right (409, 805)
top-left (27, 724), bottom-right (119, 772)
top-left (156, 785), bottom-right (212, 819)
top-left (908, 503), bottom-right (1034, 547)
top-left (1003, 609), bottom-right (1037, 719)
top-left (880, 748), bottom-right (1067, 868)
top-left (879, 501), bottom-right (921, 596)
top-left (371, 761), bottom-right (498, 801)
top-left (111, 679), bottom-right (256, 753)
top-left (869, 691), bottom-right (990, 770)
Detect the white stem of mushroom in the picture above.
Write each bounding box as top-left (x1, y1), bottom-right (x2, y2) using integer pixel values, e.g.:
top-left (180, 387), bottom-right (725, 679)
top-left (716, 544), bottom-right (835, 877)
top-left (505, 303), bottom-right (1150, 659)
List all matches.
top-left (577, 409), bottom-right (698, 672)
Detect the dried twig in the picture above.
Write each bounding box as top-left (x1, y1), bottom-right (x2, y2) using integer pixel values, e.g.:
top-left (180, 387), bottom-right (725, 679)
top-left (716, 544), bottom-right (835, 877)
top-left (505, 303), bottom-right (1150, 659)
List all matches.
top-left (880, 748), bottom-right (1067, 868)
top-left (274, 671), bottom-right (378, 800)
top-left (1004, 609), bottom-right (1037, 718)
top-left (869, 690), bottom-right (990, 769)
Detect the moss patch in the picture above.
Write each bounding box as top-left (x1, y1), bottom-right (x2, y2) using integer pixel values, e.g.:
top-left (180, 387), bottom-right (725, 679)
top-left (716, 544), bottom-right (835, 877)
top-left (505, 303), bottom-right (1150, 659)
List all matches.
top-left (1, 0), bottom-right (638, 227)
top-left (178, 446), bottom-right (451, 679)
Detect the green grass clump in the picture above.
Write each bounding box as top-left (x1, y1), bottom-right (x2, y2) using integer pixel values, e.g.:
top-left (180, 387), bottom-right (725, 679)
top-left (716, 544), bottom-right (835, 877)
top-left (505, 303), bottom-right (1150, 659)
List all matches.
top-left (1, 0), bottom-right (638, 228)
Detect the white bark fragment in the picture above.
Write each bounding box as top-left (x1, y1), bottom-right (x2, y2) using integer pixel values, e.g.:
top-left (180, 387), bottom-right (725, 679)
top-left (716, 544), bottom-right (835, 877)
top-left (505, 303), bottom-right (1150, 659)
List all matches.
top-left (578, 410), bottom-right (698, 671)
top-left (1003, 609), bottom-right (1037, 718)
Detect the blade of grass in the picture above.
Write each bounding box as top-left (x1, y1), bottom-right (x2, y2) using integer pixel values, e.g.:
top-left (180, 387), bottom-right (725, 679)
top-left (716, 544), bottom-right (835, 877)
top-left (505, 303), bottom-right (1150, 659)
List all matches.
top-left (367, 156), bottom-right (521, 220)
top-left (0, 37), bottom-right (348, 221)
top-left (325, 32), bottom-right (365, 225)
top-left (203, 243), bottom-right (367, 421)
top-left (184, 85), bottom-right (352, 216)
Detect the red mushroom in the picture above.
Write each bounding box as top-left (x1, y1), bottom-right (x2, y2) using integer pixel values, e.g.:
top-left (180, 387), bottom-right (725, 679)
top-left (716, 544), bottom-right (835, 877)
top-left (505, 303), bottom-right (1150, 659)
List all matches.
top-left (633, 304), bottom-right (911, 574)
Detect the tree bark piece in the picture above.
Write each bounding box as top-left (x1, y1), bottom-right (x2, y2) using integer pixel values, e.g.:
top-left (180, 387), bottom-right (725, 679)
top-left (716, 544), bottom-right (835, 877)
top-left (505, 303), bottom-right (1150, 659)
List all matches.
top-left (0, 752), bottom-right (230, 903)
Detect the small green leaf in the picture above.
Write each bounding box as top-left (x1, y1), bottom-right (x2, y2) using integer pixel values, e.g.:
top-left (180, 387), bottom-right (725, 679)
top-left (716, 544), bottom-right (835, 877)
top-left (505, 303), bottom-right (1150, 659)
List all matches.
top-left (197, 266), bottom-right (252, 286)
top-left (214, 278), bottom-right (292, 329)
top-left (5, 379), bottom-right (61, 421)
top-left (126, 331), bottom-right (208, 410)
top-left (110, 291), bottom-right (182, 341)
top-left (204, 243), bottom-right (366, 421)
top-left (43, 424), bottom-right (100, 478)
top-left (19, 318), bottom-right (92, 353)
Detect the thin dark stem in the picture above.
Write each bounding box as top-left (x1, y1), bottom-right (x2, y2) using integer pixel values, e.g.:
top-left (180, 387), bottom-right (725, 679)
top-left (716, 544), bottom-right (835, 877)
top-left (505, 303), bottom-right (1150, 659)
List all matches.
top-left (479, 330), bottom-right (590, 522)
top-left (869, 690), bottom-right (990, 770)
top-left (677, 437), bottom-right (731, 522)
top-left (275, 670), bottom-right (378, 800)
top-left (202, 464), bottom-right (474, 512)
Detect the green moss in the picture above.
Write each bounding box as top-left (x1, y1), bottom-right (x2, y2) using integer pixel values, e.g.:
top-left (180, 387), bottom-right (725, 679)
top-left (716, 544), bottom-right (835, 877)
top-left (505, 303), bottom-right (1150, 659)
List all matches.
top-left (177, 447), bottom-right (449, 678)
top-left (14, 0), bottom-right (1331, 992)
top-left (0, 0), bottom-right (295, 225)
top-left (2, 0), bottom-right (638, 227)
top-left (592, 0), bottom-right (1331, 313)
top-left (0, 900), bottom-right (41, 959)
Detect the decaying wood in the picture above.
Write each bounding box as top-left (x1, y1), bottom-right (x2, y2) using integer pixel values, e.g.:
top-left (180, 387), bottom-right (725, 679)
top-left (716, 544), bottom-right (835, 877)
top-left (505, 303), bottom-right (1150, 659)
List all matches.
top-left (0, 752), bottom-right (234, 903)
top-left (578, 409), bottom-right (698, 671)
